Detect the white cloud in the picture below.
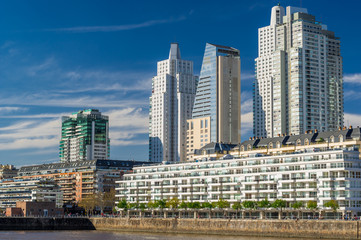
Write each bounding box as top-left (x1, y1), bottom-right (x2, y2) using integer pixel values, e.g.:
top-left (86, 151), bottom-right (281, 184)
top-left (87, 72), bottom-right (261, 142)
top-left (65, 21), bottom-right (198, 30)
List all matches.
top-left (0, 94), bottom-right (147, 108)
top-left (344, 113), bottom-right (361, 127)
top-left (241, 112), bottom-right (253, 140)
top-left (105, 108), bottom-right (148, 146)
top-left (344, 73), bottom-right (361, 84)
top-left (44, 16), bottom-right (186, 33)
top-left (0, 107), bottom-right (28, 114)
top-left (242, 72), bottom-right (254, 81)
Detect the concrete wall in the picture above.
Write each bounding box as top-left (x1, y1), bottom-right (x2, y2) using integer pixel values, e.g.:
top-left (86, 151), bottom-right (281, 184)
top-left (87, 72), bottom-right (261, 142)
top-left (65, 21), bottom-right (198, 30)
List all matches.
top-left (0, 217), bottom-right (95, 230)
top-left (91, 218), bottom-right (361, 239)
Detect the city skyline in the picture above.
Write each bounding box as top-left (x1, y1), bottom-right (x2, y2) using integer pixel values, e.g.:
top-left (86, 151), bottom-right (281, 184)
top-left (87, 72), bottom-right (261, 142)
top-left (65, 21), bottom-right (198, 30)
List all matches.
top-left (0, 0), bottom-right (360, 166)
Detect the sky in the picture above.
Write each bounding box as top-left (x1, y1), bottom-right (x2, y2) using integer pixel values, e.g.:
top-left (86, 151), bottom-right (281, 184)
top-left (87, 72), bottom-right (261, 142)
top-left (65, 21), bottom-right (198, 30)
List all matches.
top-left (0, 0), bottom-right (360, 167)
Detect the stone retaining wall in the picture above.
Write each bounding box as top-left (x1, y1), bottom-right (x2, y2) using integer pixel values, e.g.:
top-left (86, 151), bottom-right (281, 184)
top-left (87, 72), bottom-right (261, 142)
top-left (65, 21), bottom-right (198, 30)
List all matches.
top-left (91, 218), bottom-right (361, 239)
top-left (0, 217), bottom-right (95, 230)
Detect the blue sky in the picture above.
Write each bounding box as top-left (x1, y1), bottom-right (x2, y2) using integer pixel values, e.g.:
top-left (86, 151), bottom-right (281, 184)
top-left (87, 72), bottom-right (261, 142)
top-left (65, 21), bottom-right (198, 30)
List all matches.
top-left (0, 0), bottom-right (360, 166)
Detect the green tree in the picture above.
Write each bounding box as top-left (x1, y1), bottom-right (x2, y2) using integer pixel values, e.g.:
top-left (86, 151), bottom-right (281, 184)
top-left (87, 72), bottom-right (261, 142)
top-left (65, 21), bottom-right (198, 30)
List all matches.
top-left (139, 203), bottom-right (147, 211)
top-left (242, 201), bottom-right (257, 219)
top-left (324, 200), bottom-right (339, 212)
top-left (258, 198), bottom-right (271, 208)
top-left (166, 197), bottom-right (180, 218)
top-left (201, 201), bottom-right (215, 218)
top-left (216, 198), bottom-right (230, 209)
top-left (258, 198), bottom-right (270, 219)
top-left (156, 199), bottom-right (167, 209)
top-left (242, 201), bottom-right (257, 210)
top-left (271, 199), bottom-right (287, 219)
top-left (291, 201), bottom-right (303, 210)
top-left (291, 201), bottom-right (303, 219)
top-left (232, 202), bottom-right (242, 219)
top-left (166, 197), bottom-right (180, 209)
top-left (307, 200), bottom-right (318, 217)
top-left (117, 199), bottom-right (128, 210)
top-left (117, 199), bottom-right (129, 217)
top-left (179, 201), bottom-right (188, 209)
top-left (187, 201), bottom-right (201, 209)
top-left (147, 200), bottom-right (157, 209)
top-left (129, 202), bottom-right (138, 209)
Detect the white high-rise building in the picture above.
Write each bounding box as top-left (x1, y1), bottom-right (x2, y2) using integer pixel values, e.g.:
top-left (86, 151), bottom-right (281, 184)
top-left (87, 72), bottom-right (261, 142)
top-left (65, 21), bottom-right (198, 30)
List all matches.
top-left (254, 4), bottom-right (343, 138)
top-left (149, 43), bottom-right (198, 163)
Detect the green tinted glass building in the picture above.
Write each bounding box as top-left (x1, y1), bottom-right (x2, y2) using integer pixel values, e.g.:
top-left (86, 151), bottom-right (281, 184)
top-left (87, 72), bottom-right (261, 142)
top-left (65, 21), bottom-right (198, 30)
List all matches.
top-left (59, 109), bottom-right (110, 162)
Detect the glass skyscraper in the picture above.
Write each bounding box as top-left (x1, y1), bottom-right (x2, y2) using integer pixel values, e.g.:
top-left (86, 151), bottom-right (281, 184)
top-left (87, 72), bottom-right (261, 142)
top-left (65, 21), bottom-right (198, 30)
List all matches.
top-left (59, 109), bottom-right (110, 162)
top-left (187, 43), bottom-right (241, 160)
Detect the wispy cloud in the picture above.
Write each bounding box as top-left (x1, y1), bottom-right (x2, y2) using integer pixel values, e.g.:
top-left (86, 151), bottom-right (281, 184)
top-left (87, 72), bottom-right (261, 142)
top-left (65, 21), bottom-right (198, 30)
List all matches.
top-left (344, 73), bottom-right (361, 84)
top-left (242, 72), bottom-right (254, 81)
top-left (0, 93), bottom-right (148, 108)
top-left (0, 107), bottom-right (28, 114)
top-left (44, 16), bottom-right (187, 33)
top-left (0, 118), bottom-right (60, 150)
top-left (105, 108), bottom-right (148, 146)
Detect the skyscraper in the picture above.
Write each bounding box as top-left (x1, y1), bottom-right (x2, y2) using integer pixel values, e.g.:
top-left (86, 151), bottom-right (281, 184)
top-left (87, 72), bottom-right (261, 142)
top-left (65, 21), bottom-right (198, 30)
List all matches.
top-left (59, 109), bottom-right (109, 162)
top-left (149, 43), bottom-right (198, 163)
top-left (187, 43), bottom-right (241, 161)
top-left (253, 4), bottom-right (343, 138)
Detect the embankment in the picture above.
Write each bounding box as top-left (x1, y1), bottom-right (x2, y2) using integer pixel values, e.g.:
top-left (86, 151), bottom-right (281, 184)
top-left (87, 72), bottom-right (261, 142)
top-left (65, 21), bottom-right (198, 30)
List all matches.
top-left (0, 217), bottom-right (95, 230)
top-left (91, 217), bottom-right (361, 239)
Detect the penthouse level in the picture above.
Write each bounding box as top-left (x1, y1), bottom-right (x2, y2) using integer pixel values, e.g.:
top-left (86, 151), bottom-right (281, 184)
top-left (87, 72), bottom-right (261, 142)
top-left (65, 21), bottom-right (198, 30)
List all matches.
top-left (190, 126), bottom-right (361, 161)
top-left (116, 128), bottom-right (361, 216)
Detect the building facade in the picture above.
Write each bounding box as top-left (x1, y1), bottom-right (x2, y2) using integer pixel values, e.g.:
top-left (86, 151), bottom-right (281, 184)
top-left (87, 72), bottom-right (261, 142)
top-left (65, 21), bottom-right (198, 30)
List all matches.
top-left (0, 179), bottom-right (63, 209)
top-left (0, 165), bottom-right (18, 179)
top-left (149, 43), bottom-right (198, 163)
top-left (254, 5), bottom-right (343, 138)
top-left (17, 160), bottom-right (145, 204)
top-left (187, 43), bottom-right (241, 161)
top-left (117, 127), bottom-right (361, 216)
top-left (60, 109), bottom-right (109, 162)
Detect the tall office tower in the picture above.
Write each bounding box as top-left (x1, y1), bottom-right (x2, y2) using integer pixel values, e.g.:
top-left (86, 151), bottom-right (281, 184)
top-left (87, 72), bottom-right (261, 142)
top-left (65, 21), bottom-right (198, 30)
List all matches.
top-left (59, 109), bottom-right (110, 162)
top-left (254, 4), bottom-right (343, 138)
top-left (187, 43), bottom-right (241, 161)
top-left (149, 43), bottom-right (198, 163)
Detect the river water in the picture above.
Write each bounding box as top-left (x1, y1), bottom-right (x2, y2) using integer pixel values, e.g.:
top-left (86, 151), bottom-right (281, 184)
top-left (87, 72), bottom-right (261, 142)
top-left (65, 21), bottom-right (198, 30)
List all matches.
top-left (0, 231), bottom-right (333, 240)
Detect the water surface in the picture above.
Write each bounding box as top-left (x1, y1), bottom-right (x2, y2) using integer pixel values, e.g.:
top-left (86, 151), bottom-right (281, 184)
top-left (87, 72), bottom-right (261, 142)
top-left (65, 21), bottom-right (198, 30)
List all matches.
top-left (0, 231), bottom-right (334, 240)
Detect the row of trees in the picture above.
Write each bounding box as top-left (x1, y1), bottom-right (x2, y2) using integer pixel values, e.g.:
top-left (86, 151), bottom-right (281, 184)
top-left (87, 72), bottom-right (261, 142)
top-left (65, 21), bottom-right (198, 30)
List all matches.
top-left (117, 198), bottom-right (231, 211)
top-left (117, 198), bottom-right (340, 214)
top-left (78, 189), bottom-right (116, 216)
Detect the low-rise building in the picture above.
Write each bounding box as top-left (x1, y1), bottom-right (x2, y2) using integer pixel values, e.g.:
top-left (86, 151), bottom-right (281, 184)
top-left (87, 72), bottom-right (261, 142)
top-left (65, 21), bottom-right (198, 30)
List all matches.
top-left (0, 179), bottom-right (63, 209)
top-left (116, 127), bottom-right (361, 216)
top-left (6, 201), bottom-right (64, 217)
top-left (17, 159), bottom-right (147, 204)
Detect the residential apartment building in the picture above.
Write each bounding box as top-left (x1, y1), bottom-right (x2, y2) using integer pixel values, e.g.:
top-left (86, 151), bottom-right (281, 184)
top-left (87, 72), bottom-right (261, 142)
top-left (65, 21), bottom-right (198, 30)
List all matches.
top-left (149, 43), bottom-right (198, 163)
top-left (116, 127), bottom-right (361, 216)
top-left (0, 179), bottom-right (63, 209)
top-left (17, 160), bottom-right (146, 204)
top-left (60, 109), bottom-right (110, 162)
top-left (0, 165), bottom-right (18, 179)
top-left (254, 4), bottom-right (343, 138)
top-left (187, 43), bottom-right (241, 161)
